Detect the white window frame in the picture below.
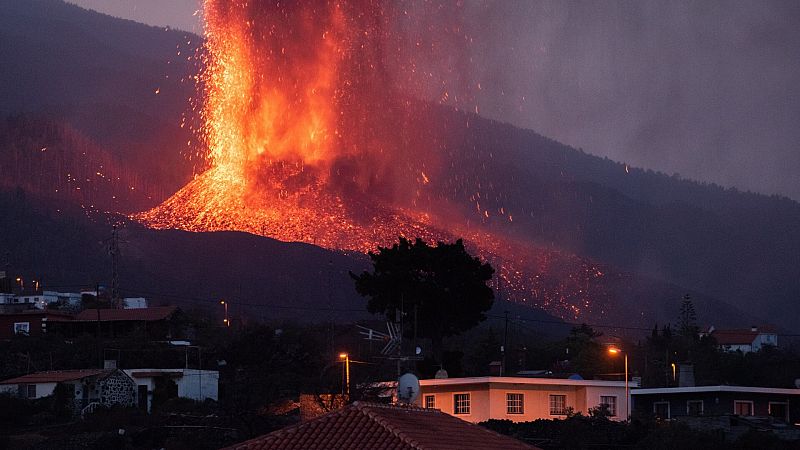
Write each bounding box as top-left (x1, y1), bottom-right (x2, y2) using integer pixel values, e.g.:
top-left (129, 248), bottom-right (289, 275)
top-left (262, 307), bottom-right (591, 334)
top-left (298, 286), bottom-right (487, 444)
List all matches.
top-left (686, 400), bottom-right (704, 416)
top-left (13, 322), bottom-right (30, 335)
top-left (599, 395), bottom-right (618, 417)
top-left (453, 392), bottom-right (471, 415)
top-left (424, 394), bottom-right (435, 409)
top-left (653, 401), bottom-right (671, 419)
top-left (549, 394), bottom-right (567, 416)
top-left (768, 401), bottom-right (789, 422)
top-left (507, 392), bottom-right (524, 415)
top-left (733, 400), bottom-right (754, 416)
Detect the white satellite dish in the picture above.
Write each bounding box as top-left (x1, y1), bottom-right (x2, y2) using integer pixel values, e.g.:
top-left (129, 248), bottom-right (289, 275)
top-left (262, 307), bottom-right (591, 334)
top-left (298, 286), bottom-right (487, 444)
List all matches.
top-left (397, 373), bottom-right (420, 404)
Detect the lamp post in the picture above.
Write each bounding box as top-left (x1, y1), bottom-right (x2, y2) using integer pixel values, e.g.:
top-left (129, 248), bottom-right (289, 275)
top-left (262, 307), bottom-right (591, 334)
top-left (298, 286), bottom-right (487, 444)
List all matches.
top-left (608, 347), bottom-right (629, 420)
top-left (220, 300), bottom-right (229, 327)
top-left (339, 352), bottom-right (350, 399)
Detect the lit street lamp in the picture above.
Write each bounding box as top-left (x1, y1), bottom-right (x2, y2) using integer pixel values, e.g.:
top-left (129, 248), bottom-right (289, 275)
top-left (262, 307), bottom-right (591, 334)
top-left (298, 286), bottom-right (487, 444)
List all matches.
top-left (608, 346), bottom-right (629, 420)
top-left (220, 300), bottom-right (229, 327)
top-left (339, 352), bottom-right (350, 399)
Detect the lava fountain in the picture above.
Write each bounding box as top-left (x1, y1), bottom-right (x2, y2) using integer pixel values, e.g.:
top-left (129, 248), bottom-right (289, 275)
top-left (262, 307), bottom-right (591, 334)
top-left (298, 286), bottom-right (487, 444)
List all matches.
top-left (137, 0), bottom-right (614, 321)
top-left (138, 0), bottom-right (467, 251)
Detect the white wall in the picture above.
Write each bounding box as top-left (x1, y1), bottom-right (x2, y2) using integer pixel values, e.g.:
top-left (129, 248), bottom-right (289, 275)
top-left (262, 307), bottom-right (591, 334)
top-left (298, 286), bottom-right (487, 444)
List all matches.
top-left (582, 385), bottom-right (630, 420)
top-left (0, 382), bottom-right (57, 399)
top-left (123, 369), bottom-right (219, 413)
top-left (418, 381), bottom-right (629, 423)
top-left (177, 369), bottom-right (219, 402)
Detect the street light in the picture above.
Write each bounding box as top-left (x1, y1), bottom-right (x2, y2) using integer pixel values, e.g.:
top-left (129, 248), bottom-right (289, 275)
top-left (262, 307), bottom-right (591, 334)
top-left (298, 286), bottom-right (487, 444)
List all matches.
top-left (608, 346), bottom-right (629, 420)
top-left (339, 352), bottom-right (350, 399)
top-left (220, 300), bottom-right (229, 327)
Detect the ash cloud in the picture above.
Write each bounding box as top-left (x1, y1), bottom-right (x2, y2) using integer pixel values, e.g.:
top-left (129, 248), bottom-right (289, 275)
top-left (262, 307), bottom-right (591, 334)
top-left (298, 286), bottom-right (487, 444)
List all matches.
top-left (448, 0), bottom-right (800, 200)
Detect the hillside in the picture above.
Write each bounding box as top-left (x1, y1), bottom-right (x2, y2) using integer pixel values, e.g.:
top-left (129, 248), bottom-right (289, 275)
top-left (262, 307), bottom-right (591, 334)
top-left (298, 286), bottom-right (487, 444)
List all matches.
top-left (0, 190), bottom-right (570, 336)
top-left (0, 0), bottom-right (797, 331)
top-left (0, 0), bottom-right (200, 197)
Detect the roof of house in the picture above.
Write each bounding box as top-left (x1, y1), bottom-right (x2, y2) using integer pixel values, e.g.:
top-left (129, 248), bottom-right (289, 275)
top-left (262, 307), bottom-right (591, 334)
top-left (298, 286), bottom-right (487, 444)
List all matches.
top-left (223, 402), bottom-right (539, 450)
top-left (72, 306), bottom-right (177, 322)
top-left (712, 328), bottom-right (775, 345)
top-left (0, 310), bottom-right (73, 319)
top-left (0, 369), bottom-right (112, 385)
top-left (419, 376), bottom-right (633, 388)
top-left (632, 386), bottom-right (800, 396)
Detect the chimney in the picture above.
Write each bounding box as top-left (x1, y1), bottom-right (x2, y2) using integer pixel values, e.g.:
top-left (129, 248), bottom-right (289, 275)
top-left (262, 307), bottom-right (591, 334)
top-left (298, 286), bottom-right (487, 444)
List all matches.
top-left (678, 364), bottom-right (695, 387)
top-left (489, 361), bottom-right (502, 377)
top-left (751, 325), bottom-right (758, 332)
top-left (103, 359), bottom-right (117, 369)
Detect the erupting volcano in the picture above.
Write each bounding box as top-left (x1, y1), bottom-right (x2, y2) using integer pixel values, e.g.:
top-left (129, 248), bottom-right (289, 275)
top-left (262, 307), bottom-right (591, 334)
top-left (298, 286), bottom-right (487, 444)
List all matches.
top-left (137, 0), bottom-right (616, 321)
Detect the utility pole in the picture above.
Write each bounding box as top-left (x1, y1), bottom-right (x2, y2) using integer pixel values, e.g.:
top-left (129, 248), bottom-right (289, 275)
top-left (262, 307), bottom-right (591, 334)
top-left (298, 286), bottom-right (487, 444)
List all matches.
top-left (96, 282), bottom-right (102, 368)
top-left (106, 225), bottom-right (124, 308)
top-left (502, 310), bottom-right (509, 376)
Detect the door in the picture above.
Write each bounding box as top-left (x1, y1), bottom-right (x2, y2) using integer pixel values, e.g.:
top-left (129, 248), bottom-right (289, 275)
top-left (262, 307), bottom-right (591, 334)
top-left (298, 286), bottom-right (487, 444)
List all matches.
top-left (137, 385), bottom-right (149, 412)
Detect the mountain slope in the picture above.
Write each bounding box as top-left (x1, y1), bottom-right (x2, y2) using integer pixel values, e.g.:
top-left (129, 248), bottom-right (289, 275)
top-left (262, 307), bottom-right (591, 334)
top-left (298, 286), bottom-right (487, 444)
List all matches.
top-left (0, 1), bottom-right (796, 331)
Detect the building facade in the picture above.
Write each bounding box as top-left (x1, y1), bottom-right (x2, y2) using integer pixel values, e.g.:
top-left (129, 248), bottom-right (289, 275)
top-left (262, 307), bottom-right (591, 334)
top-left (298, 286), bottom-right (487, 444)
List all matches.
top-left (416, 377), bottom-right (633, 423)
top-left (0, 310), bottom-right (73, 338)
top-left (705, 326), bottom-right (778, 353)
top-left (632, 386), bottom-right (800, 424)
top-left (123, 368), bottom-right (219, 412)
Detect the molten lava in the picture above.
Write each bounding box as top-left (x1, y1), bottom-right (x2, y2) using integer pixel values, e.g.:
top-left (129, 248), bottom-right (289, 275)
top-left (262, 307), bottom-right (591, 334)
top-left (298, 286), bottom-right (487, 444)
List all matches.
top-left (137, 0), bottom-right (614, 321)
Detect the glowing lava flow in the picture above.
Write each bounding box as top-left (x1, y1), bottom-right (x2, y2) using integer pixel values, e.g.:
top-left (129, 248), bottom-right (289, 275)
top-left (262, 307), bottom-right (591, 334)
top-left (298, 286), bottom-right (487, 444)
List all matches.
top-left (137, 0), bottom-right (616, 321)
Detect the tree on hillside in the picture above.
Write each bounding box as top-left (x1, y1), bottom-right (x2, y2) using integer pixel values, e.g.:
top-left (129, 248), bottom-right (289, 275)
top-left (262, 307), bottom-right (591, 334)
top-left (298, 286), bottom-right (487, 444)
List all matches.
top-left (677, 295), bottom-right (698, 337)
top-left (351, 238), bottom-right (494, 359)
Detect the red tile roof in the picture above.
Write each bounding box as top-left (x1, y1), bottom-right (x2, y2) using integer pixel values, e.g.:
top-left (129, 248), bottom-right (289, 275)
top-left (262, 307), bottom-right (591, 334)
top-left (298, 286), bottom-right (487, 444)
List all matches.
top-left (712, 327), bottom-right (776, 345)
top-left (0, 310), bottom-right (74, 319)
top-left (224, 402), bottom-right (539, 450)
top-left (73, 306), bottom-right (177, 322)
top-left (0, 369), bottom-right (111, 385)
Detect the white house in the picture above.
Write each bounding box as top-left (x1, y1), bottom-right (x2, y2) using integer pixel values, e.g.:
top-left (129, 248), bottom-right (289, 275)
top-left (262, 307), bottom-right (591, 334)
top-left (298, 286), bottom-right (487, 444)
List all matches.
top-left (705, 326), bottom-right (778, 353)
top-left (0, 291), bottom-right (81, 309)
top-left (0, 369), bottom-right (137, 413)
top-left (415, 376), bottom-right (635, 423)
top-left (123, 368), bottom-right (219, 412)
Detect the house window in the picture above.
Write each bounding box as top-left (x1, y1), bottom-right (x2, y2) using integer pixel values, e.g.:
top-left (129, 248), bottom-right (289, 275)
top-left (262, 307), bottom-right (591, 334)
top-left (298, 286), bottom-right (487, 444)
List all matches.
top-left (13, 322), bottom-right (30, 335)
top-left (768, 402), bottom-right (788, 422)
top-left (734, 401), bottom-right (754, 416)
top-left (687, 400), bottom-right (703, 416)
top-left (549, 394), bottom-right (567, 415)
top-left (454, 393), bottom-right (470, 415)
top-left (600, 396), bottom-right (617, 417)
top-left (18, 384), bottom-right (36, 398)
top-left (507, 393), bottom-right (524, 414)
top-left (424, 394), bottom-right (435, 409)
top-left (653, 401), bottom-right (670, 419)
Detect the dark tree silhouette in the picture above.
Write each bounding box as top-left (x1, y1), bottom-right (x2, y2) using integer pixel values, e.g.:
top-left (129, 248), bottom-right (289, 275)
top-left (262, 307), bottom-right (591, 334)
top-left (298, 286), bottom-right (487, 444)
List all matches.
top-left (351, 238), bottom-right (494, 359)
top-left (678, 295), bottom-right (698, 337)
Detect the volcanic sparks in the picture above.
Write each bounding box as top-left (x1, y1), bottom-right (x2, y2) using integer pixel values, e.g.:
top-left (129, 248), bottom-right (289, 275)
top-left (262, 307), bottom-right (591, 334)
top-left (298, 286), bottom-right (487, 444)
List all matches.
top-left (136, 0), bottom-right (616, 321)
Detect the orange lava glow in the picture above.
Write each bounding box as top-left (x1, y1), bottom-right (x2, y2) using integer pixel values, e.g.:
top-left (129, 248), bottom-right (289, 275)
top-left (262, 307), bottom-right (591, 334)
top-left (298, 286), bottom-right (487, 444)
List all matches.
top-left (136, 0), bottom-right (615, 321)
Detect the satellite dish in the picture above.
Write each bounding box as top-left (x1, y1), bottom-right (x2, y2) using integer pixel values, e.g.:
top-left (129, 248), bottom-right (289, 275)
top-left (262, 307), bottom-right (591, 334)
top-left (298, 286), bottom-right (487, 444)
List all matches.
top-left (397, 373), bottom-right (420, 404)
top-left (435, 369), bottom-right (449, 379)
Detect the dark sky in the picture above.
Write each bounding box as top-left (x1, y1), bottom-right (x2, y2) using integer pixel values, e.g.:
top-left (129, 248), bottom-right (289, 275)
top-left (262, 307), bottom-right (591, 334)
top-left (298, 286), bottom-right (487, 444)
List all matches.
top-left (70, 0), bottom-right (800, 200)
